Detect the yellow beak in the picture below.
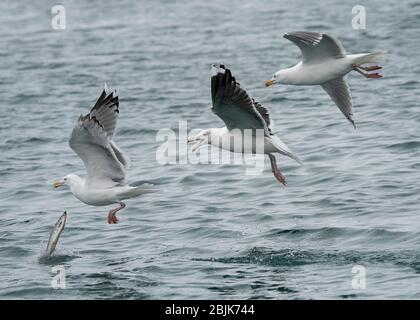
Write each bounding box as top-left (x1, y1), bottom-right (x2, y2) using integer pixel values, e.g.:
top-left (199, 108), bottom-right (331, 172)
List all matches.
top-left (52, 180), bottom-right (64, 188)
top-left (265, 79), bottom-right (275, 87)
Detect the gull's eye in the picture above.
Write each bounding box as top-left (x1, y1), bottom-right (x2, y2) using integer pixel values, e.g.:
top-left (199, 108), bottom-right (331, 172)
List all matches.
top-left (64, 178), bottom-right (67, 181)
top-left (273, 74), bottom-right (277, 78)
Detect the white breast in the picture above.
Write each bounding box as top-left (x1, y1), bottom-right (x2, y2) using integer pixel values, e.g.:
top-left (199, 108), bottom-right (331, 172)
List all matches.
top-left (211, 128), bottom-right (267, 154)
top-left (282, 58), bottom-right (352, 85)
top-left (70, 183), bottom-right (117, 206)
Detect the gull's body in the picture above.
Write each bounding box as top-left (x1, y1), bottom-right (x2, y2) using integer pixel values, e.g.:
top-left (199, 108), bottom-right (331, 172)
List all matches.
top-left (206, 127), bottom-right (297, 156)
top-left (279, 57), bottom-right (354, 85)
top-left (266, 31), bottom-right (385, 127)
top-left (188, 65), bottom-right (301, 186)
top-left (53, 86), bottom-right (156, 224)
top-left (64, 175), bottom-right (144, 206)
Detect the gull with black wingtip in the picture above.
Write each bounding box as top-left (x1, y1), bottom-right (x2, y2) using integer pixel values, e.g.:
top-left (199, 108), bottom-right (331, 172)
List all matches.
top-left (53, 85), bottom-right (157, 224)
top-left (188, 65), bottom-right (301, 186)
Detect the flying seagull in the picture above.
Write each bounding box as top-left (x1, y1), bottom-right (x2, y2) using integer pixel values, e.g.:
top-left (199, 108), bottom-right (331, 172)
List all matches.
top-left (53, 85), bottom-right (156, 224)
top-left (188, 65), bottom-right (301, 186)
top-left (265, 31), bottom-right (385, 127)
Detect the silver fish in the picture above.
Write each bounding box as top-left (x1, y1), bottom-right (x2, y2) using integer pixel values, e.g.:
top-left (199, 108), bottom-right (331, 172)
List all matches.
top-left (46, 211), bottom-right (67, 256)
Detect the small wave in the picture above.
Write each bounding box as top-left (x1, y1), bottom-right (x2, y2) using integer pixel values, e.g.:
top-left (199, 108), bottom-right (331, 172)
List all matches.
top-left (387, 141), bottom-right (420, 150)
top-left (0, 246), bottom-right (32, 257)
top-left (37, 253), bottom-right (77, 265)
top-left (37, 246), bottom-right (80, 265)
top-left (200, 247), bottom-right (420, 271)
top-left (117, 128), bottom-right (156, 135)
top-left (265, 227), bottom-right (409, 241)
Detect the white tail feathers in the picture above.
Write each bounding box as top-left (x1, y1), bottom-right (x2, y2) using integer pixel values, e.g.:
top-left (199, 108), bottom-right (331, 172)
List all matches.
top-left (270, 135), bottom-right (303, 165)
top-left (352, 51), bottom-right (386, 65)
top-left (123, 184), bottom-right (158, 199)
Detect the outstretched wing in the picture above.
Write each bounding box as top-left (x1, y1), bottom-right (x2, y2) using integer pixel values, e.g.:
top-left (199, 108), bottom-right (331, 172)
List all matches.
top-left (253, 99), bottom-right (274, 134)
top-left (321, 77), bottom-right (355, 128)
top-left (284, 31), bottom-right (345, 64)
top-left (211, 65), bottom-right (270, 135)
top-left (69, 86), bottom-right (128, 188)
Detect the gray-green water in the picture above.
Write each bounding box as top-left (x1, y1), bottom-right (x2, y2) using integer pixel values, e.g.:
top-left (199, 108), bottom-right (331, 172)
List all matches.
top-left (1, 0), bottom-right (420, 299)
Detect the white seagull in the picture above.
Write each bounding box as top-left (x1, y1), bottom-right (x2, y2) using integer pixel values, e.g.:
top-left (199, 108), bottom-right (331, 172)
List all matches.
top-left (53, 86), bottom-right (156, 224)
top-left (188, 65), bottom-right (301, 186)
top-left (265, 31), bottom-right (385, 127)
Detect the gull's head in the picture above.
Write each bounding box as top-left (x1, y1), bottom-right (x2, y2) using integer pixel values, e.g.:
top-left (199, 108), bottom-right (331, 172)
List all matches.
top-left (265, 70), bottom-right (286, 87)
top-left (187, 129), bottom-right (211, 152)
top-left (53, 174), bottom-right (80, 189)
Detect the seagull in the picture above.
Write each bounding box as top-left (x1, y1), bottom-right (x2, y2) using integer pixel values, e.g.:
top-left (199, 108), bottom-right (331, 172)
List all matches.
top-left (188, 65), bottom-right (301, 186)
top-left (265, 31), bottom-right (385, 127)
top-left (53, 85), bottom-right (156, 224)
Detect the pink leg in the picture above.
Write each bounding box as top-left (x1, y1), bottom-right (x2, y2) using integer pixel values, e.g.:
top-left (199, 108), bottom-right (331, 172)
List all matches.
top-left (353, 65), bottom-right (383, 78)
top-left (107, 202), bottom-right (126, 224)
top-left (268, 154), bottom-right (287, 186)
top-left (358, 65), bottom-right (382, 71)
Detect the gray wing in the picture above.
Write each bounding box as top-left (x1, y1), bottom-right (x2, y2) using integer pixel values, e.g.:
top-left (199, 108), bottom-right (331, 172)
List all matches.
top-left (321, 77), bottom-right (355, 128)
top-left (284, 31), bottom-right (345, 64)
top-left (211, 65), bottom-right (270, 135)
top-left (253, 99), bottom-right (274, 134)
top-left (69, 87), bottom-right (128, 188)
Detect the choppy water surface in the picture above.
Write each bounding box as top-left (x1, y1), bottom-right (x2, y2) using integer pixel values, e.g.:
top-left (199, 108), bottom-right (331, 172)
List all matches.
top-left (1, 0), bottom-right (420, 299)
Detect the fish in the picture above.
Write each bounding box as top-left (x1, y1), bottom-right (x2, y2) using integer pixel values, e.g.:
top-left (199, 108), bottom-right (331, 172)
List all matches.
top-left (46, 211), bottom-right (67, 256)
